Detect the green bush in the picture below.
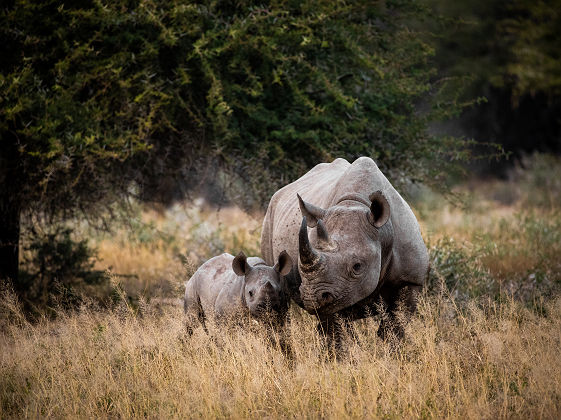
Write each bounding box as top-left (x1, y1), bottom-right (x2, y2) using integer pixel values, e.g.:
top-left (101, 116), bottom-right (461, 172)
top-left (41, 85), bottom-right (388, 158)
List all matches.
top-left (428, 237), bottom-right (493, 300)
top-left (19, 227), bottom-right (107, 314)
top-left (428, 208), bottom-right (561, 305)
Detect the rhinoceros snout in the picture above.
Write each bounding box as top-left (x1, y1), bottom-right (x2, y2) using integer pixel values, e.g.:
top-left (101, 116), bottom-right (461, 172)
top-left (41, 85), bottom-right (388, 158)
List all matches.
top-left (320, 291), bottom-right (335, 305)
top-left (300, 286), bottom-right (335, 312)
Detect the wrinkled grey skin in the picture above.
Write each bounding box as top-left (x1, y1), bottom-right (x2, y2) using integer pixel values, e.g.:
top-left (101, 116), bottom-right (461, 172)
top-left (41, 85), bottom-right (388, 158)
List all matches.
top-left (261, 157), bottom-right (429, 340)
top-left (184, 251), bottom-right (292, 332)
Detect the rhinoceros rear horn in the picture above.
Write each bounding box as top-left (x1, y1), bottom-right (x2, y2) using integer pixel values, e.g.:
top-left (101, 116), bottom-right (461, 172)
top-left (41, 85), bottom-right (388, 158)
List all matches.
top-left (299, 217), bottom-right (323, 269)
top-left (297, 193), bottom-right (326, 228)
top-left (369, 191), bottom-right (390, 228)
top-left (232, 251), bottom-right (251, 276)
top-left (316, 219), bottom-right (330, 244)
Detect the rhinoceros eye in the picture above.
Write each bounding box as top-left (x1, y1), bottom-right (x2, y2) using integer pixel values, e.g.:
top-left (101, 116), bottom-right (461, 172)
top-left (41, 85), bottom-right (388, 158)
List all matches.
top-left (352, 262), bottom-right (362, 274)
top-left (248, 290), bottom-right (254, 298)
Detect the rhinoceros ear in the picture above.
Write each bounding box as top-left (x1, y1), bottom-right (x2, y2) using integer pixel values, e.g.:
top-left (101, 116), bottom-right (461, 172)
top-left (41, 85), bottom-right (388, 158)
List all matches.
top-left (274, 250), bottom-right (293, 276)
top-left (297, 193), bottom-right (326, 228)
top-left (369, 191), bottom-right (390, 228)
top-left (232, 251), bottom-right (250, 276)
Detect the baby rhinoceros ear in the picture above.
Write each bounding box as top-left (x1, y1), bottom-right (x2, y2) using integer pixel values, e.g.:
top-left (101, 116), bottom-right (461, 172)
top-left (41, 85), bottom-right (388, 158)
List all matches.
top-left (232, 251), bottom-right (250, 276)
top-left (274, 250), bottom-right (293, 276)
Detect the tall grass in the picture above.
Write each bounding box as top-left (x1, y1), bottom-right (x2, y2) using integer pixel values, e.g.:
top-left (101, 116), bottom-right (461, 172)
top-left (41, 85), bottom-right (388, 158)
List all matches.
top-left (1, 284), bottom-right (560, 418)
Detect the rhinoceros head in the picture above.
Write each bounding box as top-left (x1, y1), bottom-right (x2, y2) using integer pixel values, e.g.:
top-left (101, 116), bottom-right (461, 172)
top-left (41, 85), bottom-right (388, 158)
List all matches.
top-left (297, 192), bottom-right (393, 315)
top-left (232, 251), bottom-right (292, 320)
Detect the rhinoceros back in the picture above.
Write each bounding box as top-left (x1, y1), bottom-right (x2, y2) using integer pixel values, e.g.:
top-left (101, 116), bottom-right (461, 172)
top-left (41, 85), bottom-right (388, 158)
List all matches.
top-left (184, 254), bottom-right (242, 317)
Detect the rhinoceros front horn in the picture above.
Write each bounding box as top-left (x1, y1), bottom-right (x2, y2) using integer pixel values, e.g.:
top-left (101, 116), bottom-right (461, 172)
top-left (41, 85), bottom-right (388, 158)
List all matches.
top-left (299, 216), bottom-right (323, 270)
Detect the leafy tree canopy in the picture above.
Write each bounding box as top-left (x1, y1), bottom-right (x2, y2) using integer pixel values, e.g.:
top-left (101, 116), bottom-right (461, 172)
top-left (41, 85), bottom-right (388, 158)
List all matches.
top-left (1, 0), bottom-right (473, 285)
top-left (2, 0), bottom-right (471, 209)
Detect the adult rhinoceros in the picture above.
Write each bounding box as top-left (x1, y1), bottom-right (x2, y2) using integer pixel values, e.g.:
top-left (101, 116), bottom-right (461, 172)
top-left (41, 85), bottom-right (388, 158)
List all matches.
top-left (261, 157), bottom-right (429, 339)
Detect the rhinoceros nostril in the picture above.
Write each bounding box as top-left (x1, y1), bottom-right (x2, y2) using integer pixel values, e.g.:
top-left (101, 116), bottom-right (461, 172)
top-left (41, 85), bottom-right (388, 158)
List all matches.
top-left (320, 292), bottom-right (334, 305)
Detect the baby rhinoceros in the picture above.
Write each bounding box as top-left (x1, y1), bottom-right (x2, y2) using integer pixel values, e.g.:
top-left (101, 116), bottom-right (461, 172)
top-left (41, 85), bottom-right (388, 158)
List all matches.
top-left (184, 251), bottom-right (293, 333)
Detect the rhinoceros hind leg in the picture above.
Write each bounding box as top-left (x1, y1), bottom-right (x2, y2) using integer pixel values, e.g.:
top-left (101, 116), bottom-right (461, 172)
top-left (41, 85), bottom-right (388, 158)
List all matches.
top-left (184, 296), bottom-right (207, 335)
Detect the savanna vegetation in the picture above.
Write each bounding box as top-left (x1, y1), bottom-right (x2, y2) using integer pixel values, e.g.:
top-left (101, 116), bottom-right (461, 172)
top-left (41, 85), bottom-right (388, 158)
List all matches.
top-left (2, 154), bottom-right (561, 418)
top-left (1, 0), bottom-right (561, 418)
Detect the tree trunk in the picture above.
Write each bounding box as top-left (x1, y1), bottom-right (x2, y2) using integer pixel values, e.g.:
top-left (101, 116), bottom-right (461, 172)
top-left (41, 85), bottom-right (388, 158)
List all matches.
top-left (0, 196), bottom-right (20, 285)
top-left (0, 130), bottom-right (22, 286)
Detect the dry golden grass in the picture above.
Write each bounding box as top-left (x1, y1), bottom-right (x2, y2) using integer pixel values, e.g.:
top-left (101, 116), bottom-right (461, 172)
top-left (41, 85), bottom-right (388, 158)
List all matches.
top-left (93, 202), bottom-right (263, 298)
top-left (1, 284), bottom-right (560, 419)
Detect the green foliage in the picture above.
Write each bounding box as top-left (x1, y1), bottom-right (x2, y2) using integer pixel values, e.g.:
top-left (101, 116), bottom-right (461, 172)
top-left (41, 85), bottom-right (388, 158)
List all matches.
top-left (183, 0), bottom-right (474, 193)
top-left (1, 0), bottom-right (163, 215)
top-left (498, 0), bottom-right (561, 99)
top-left (19, 227), bottom-right (107, 311)
top-left (428, 237), bottom-right (493, 300)
top-left (421, 0), bottom-right (561, 165)
top-left (429, 208), bottom-right (561, 304)
top-left (1, 0), bottom-right (473, 214)
top-left (1, 0), bottom-right (478, 298)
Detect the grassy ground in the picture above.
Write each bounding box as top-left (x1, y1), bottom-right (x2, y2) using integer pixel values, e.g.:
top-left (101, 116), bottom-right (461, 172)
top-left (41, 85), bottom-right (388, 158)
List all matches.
top-left (2, 154), bottom-right (561, 418)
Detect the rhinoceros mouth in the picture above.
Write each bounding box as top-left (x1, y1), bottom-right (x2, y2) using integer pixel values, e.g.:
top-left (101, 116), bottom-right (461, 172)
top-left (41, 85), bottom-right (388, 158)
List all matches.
top-left (250, 301), bottom-right (288, 321)
top-left (301, 299), bottom-right (337, 315)
top-left (299, 283), bottom-right (341, 314)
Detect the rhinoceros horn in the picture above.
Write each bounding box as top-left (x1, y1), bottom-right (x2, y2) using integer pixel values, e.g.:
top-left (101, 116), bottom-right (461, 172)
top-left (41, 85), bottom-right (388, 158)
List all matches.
top-left (299, 217), bottom-right (324, 270)
top-left (316, 219), bottom-right (330, 244)
top-left (297, 194), bottom-right (326, 228)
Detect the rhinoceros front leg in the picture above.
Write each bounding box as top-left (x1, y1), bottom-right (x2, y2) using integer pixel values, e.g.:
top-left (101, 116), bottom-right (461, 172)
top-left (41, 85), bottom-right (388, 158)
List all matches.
top-left (377, 283), bottom-right (421, 340)
top-left (316, 315), bottom-right (352, 358)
